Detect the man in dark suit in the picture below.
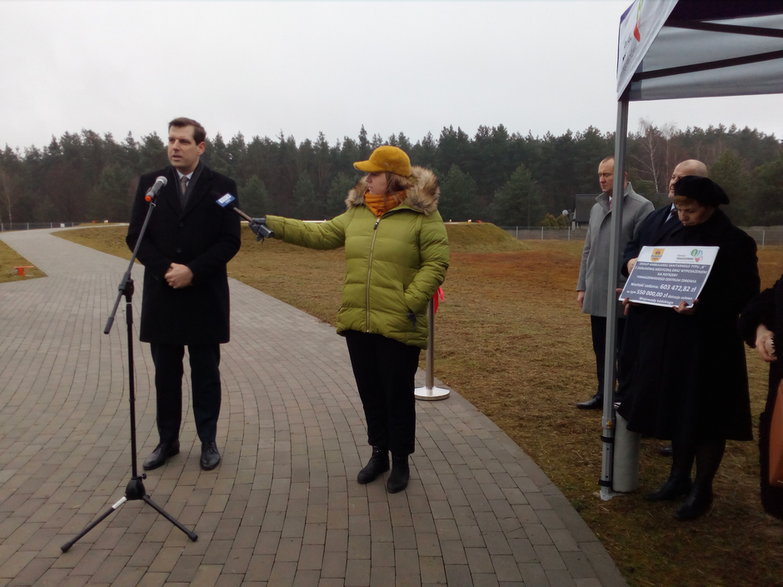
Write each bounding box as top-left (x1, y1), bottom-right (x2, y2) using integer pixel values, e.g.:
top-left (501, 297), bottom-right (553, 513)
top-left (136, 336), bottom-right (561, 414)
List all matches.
top-left (126, 117), bottom-right (241, 471)
top-left (623, 159), bottom-right (708, 275)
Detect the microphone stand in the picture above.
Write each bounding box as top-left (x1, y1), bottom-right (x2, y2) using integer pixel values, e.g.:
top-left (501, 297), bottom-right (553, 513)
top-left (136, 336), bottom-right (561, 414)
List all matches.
top-left (61, 195), bottom-right (197, 552)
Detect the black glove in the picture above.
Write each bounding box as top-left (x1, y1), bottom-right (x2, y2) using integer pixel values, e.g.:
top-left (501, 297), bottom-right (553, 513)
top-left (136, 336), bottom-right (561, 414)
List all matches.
top-left (249, 217), bottom-right (274, 241)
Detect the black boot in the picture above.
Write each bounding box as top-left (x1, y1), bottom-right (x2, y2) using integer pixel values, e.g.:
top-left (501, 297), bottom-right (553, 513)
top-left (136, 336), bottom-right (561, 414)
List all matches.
top-left (645, 440), bottom-right (694, 501)
top-left (674, 439), bottom-right (724, 521)
top-left (674, 484), bottom-right (714, 520)
top-left (357, 446), bottom-right (389, 484)
top-left (386, 454), bottom-right (410, 493)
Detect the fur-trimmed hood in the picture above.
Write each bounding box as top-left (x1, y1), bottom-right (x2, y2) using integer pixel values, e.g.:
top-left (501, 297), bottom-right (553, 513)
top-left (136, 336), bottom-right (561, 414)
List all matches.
top-left (345, 166), bottom-right (440, 215)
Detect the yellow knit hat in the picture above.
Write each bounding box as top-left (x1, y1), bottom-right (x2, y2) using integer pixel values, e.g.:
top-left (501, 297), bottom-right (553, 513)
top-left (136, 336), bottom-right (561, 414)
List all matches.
top-left (353, 145), bottom-right (412, 177)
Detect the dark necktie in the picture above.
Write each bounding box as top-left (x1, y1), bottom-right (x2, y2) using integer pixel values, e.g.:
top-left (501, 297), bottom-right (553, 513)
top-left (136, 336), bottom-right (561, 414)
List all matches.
top-left (179, 175), bottom-right (190, 207)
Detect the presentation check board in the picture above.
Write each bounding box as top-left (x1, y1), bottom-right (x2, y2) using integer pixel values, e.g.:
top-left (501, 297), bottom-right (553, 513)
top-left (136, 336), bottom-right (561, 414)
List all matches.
top-left (619, 245), bottom-right (719, 308)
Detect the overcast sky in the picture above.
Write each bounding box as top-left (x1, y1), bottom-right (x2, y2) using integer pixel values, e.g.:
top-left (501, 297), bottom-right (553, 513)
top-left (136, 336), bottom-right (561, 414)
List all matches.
top-left (2, 0), bottom-right (781, 152)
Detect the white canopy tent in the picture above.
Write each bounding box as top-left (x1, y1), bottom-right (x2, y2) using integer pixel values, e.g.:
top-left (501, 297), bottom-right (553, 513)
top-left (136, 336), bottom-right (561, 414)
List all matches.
top-left (600, 0), bottom-right (783, 500)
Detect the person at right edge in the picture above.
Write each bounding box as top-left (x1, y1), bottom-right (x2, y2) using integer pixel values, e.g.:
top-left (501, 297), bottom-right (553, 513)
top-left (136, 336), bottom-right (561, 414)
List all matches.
top-left (618, 176), bottom-right (759, 520)
top-left (249, 146), bottom-right (449, 493)
top-left (738, 264), bottom-right (783, 519)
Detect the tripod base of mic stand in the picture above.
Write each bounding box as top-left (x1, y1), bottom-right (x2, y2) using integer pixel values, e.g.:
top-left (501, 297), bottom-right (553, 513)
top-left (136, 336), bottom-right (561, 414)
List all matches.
top-left (415, 385), bottom-right (450, 401)
top-left (61, 475), bottom-right (198, 552)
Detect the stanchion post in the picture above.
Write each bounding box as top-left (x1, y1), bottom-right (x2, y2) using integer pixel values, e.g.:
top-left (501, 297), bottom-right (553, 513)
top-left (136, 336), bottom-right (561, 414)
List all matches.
top-left (612, 404), bottom-right (640, 493)
top-left (415, 297), bottom-right (449, 401)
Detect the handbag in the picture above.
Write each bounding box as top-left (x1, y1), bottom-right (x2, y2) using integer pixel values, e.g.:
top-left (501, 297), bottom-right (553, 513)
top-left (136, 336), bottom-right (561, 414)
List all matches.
top-left (768, 380), bottom-right (783, 486)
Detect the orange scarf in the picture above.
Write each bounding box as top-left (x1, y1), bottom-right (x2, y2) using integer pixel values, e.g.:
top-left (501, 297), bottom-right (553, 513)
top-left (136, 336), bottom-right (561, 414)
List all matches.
top-left (364, 191), bottom-right (407, 217)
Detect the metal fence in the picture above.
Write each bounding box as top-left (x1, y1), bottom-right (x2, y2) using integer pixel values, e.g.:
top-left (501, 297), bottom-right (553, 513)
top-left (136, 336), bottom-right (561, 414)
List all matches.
top-left (0, 222), bottom-right (81, 232)
top-left (500, 226), bottom-right (586, 241)
top-left (501, 225), bottom-right (783, 247)
top-left (743, 227), bottom-right (783, 247)
top-left (4, 221), bottom-right (783, 247)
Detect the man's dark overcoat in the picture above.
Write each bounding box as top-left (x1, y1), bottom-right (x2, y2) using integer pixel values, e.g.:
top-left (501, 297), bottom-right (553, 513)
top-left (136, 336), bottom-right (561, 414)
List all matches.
top-left (622, 203), bottom-right (681, 275)
top-left (126, 164), bottom-right (241, 344)
top-left (618, 209), bottom-right (759, 443)
top-left (739, 276), bottom-right (783, 519)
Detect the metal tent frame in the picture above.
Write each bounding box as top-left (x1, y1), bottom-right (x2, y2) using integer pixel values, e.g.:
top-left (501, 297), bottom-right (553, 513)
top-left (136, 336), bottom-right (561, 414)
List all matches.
top-left (600, 0), bottom-right (783, 500)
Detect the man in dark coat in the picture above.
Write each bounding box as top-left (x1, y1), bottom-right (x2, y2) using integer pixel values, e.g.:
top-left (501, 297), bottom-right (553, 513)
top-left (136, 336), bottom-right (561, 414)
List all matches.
top-left (622, 159), bottom-right (709, 277)
top-left (126, 117), bottom-right (241, 471)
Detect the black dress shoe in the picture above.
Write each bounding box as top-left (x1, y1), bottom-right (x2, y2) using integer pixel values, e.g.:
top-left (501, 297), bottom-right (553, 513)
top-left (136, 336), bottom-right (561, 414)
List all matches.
top-left (143, 441), bottom-right (180, 471)
top-left (200, 442), bottom-right (221, 471)
top-left (658, 445), bottom-right (673, 457)
top-left (645, 476), bottom-right (692, 501)
top-left (576, 394), bottom-right (603, 410)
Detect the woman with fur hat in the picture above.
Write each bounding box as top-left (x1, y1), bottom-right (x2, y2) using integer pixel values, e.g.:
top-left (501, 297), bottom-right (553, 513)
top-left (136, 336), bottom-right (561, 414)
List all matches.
top-left (251, 146), bottom-right (449, 493)
top-left (618, 175), bottom-right (759, 520)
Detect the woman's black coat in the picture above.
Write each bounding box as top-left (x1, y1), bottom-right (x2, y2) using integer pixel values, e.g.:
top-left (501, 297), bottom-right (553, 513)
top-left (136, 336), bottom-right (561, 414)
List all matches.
top-left (126, 164), bottom-right (241, 344)
top-left (619, 209), bottom-right (759, 444)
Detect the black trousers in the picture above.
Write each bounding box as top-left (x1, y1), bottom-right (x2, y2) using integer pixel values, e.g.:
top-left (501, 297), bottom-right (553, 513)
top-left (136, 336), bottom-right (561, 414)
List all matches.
top-left (345, 331), bottom-right (421, 456)
top-left (590, 315), bottom-right (625, 397)
top-left (150, 343), bottom-right (221, 445)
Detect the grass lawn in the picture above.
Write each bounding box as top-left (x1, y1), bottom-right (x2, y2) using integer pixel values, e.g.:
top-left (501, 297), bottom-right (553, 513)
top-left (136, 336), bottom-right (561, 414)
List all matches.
top-left (50, 222), bottom-right (783, 586)
top-left (0, 239), bottom-right (45, 282)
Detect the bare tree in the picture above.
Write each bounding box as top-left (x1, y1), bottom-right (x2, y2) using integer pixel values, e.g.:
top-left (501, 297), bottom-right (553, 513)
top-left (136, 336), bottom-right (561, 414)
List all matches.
top-left (631, 118), bottom-right (666, 194)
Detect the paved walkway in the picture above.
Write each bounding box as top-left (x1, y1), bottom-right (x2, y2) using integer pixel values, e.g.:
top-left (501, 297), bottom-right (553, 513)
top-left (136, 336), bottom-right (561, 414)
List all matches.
top-left (0, 229), bottom-right (625, 586)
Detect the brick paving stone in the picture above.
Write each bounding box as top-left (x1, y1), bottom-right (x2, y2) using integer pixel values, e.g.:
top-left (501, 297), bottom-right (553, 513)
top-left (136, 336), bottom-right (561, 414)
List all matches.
top-left (91, 553), bottom-right (131, 583)
top-left (420, 554), bottom-right (447, 584)
top-left (251, 532), bottom-right (279, 557)
top-left (396, 547), bottom-right (420, 580)
top-left (344, 557), bottom-right (371, 586)
top-left (0, 229), bottom-right (627, 585)
top-left (472, 574), bottom-right (501, 587)
top-left (10, 555), bottom-right (52, 585)
top-left (444, 564), bottom-right (474, 586)
top-left (214, 575), bottom-right (243, 587)
top-left (544, 568), bottom-right (577, 586)
top-left (245, 553), bottom-right (274, 581)
top-left (519, 561), bottom-right (549, 586)
top-left (297, 543), bottom-right (324, 571)
top-left (189, 564), bottom-right (223, 586)
top-left (367, 568), bottom-right (396, 587)
top-left (534, 543), bottom-right (568, 570)
top-left (319, 550), bottom-right (346, 579)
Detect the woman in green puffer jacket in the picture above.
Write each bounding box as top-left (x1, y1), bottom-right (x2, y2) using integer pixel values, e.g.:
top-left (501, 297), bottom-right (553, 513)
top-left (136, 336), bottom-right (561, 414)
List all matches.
top-left (255, 145), bottom-right (449, 493)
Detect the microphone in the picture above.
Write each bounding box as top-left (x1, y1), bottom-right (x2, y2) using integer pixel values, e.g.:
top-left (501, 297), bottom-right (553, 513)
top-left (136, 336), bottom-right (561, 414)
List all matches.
top-left (144, 176), bottom-right (168, 202)
top-left (216, 193), bottom-right (249, 219)
top-left (216, 193), bottom-right (273, 240)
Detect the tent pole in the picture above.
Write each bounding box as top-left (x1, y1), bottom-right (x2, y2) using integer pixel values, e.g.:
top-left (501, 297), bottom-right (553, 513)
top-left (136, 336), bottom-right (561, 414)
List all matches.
top-left (599, 96), bottom-right (629, 501)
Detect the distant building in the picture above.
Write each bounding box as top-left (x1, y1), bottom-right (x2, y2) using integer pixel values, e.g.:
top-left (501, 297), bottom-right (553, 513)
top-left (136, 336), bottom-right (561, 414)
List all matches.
top-left (573, 194), bottom-right (596, 227)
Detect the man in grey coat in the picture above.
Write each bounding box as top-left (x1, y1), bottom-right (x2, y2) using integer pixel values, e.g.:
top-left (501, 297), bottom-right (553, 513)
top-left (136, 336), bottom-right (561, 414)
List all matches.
top-left (575, 156), bottom-right (653, 409)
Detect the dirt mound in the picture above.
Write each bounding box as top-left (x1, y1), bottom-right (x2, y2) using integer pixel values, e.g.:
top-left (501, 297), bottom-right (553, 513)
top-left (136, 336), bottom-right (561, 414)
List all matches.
top-left (445, 222), bottom-right (528, 253)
